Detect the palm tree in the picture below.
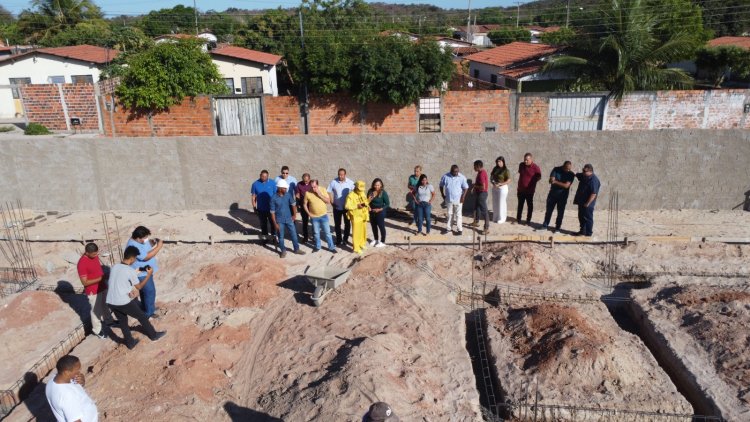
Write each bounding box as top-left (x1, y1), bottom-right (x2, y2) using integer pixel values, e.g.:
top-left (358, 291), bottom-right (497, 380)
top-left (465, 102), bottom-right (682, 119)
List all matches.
top-left (544, 0), bottom-right (694, 101)
top-left (18, 0), bottom-right (102, 43)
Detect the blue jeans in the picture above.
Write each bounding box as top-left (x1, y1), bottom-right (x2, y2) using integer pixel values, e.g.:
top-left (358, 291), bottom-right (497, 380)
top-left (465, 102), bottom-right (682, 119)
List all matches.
top-left (138, 275), bottom-right (156, 317)
top-left (311, 215), bottom-right (336, 251)
top-left (415, 202), bottom-right (432, 233)
top-left (277, 220), bottom-right (300, 252)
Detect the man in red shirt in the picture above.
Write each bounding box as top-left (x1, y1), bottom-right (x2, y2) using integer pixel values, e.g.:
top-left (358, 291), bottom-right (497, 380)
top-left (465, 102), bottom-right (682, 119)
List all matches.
top-left (516, 152), bottom-right (542, 225)
top-left (470, 160), bottom-right (490, 233)
top-left (77, 243), bottom-right (114, 338)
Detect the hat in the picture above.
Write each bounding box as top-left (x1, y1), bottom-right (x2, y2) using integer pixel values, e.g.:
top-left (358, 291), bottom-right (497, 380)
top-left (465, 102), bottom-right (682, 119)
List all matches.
top-left (365, 402), bottom-right (399, 422)
top-left (276, 179), bottom-right (289, 189)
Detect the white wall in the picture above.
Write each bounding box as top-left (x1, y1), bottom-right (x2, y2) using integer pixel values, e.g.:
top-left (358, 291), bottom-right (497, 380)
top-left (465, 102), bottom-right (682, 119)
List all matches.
top-left (212, 56), bottom-right (278, 97)
top-left (0, 55), bottom-right (103, 118)
top-left (468, 61), bottom-right (501, 83)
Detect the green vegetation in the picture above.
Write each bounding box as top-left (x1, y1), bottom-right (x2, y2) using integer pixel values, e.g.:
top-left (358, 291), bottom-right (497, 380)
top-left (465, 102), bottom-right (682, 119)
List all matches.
top-left (24, 123), bottom-right (51, 135)
top-left (487, 28), bottom-right (531, 46)
top-left (695, 46), bottom-right (750, 87)
top-left (114, 39), bottom-right (228, 111)
top-left (0, 126), bottom-right (16, 133)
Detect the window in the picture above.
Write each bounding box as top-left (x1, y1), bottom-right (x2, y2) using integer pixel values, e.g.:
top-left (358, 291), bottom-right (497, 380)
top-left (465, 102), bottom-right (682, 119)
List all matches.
top-left (418, 97), bottom-right (441, 133)
top-left (490, 74), bottom-right (497, 84)
top-left (224, 78), bottom-right (235, 93)
top-left (48, 75), bottom-right (65, 84)
top-left (8, 77), bottom-right (30, 99)
top-left (72, 75), bottom-right (94, 84)
top-left (473, 69), bottom-right (479, 78)
top-left (241, 77), bottom-right (263, 95)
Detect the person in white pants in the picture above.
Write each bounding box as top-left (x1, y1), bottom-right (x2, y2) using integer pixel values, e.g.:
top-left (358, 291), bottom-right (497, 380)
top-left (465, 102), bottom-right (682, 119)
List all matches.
top-left (490, 156), bottom-right (512, 223)
top-left (439, 164), bottom-right (469, 234)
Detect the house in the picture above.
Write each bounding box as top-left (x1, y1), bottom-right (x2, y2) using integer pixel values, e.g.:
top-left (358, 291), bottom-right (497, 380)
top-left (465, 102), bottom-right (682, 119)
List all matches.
top-left (707, 36), bottom-right (750, 49)
top-left (154, 32), bottom-right (218, 51)
top-left (464, 42), bottom-right (563, 91)
top-left (0, 44), bottom-right (118, 118)
top-left (209, 46), bottom-right (282, 96)
top-left (381, 30), bottom-right (421, 42)
top-left (453, 24), bottom-right (503, 47)
top-left (526, 26), bottom-right (561, 43)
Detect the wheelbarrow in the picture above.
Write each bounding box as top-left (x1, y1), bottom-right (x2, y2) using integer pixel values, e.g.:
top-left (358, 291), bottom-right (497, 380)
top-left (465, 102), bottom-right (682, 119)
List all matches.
top-left (305, 266), bottom-right (351, 306)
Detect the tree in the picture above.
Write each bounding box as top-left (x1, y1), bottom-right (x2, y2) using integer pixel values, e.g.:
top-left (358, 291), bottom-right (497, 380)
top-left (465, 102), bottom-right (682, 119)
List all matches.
top-left (540, 27), bottom-right (577, 46)
top-left (17, 0), bottom-right (102, 43)
top-left (138, 5), bottom-right (196, 37)
top-left (114, 39), bottom-right (228, 111)
top-left (38, 20), bottom-right (111, 46)
top-left (350, 37), bottom-right (453, 105)
top-left (488, 27), bottom-right (530, 45)
top-left (646, 0), bottom-right (712, 60)
top-left (697, 0), bottom-right (750, 37)
top-left (695, 46), bottom-right (750, 87)
top-left (543, 0), bottom-right (694, 101)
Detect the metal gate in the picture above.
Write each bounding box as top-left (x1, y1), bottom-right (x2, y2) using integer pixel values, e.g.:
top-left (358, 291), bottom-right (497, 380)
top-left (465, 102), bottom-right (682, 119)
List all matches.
top-left (214, 96), bottom-right (264, 136)
top-left (548, 95), bottom-right (606, 131)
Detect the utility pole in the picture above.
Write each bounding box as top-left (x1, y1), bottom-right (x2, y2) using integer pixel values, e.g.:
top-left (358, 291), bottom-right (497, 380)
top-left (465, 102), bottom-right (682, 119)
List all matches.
top-left (566, 0), bottom-right (571, 28)
top-left (193, 0), bottom-right (199, 35)
top-left (466, 0), bottom-right (472, 45)
top-left (516, 2), bottom-right (521, 28)
top-left (299, 9), bottom-right (309, 135)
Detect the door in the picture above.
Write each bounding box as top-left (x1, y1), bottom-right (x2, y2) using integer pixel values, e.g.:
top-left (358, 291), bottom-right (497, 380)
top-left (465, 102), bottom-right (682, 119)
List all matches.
top-left (214, 96), bottom-right (264, 136)
top-left (548, 96), bottom-right (606, 131)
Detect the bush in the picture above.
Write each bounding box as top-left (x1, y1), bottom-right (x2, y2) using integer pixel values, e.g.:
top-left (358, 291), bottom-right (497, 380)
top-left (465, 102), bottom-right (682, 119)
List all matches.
top-left (0, 126), bottom-right (15, 132)
top-left (24, 123), bottom-right (51, 135)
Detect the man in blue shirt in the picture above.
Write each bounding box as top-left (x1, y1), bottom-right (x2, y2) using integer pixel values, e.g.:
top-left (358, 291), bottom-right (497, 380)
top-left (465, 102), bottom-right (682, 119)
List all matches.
top-left (327, 168), bottom-right (355, 246)
top-left (270, 179), bottom-right (306, 258)
top-left (573, 164), bottom-right (601, 237)
top-left (274, 165), bottom-right (298, 194)
top-left (251, 170), bottom-right (276, 242)
top-left (541, 160), bottom-right (576, 233)
top-left (439, 164), bottom-right (469, 235)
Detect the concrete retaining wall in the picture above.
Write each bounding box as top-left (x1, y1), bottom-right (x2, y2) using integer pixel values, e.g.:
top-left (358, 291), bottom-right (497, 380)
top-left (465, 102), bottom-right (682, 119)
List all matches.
top-left (0, 130), bottom-right (748, 211)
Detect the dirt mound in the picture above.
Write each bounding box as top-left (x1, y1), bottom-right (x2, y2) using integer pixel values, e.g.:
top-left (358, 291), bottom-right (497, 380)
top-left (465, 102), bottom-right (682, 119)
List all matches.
top-left (478, 243), bottom-right (573, 284)
top-left (0, 290), bottom-right (64, 330)
top-left (349, 252), bottom-right (391, 279)
top-left (492, 304), bottom-right (605, 372)
top-left (189, 256), bottom-right (286, 308)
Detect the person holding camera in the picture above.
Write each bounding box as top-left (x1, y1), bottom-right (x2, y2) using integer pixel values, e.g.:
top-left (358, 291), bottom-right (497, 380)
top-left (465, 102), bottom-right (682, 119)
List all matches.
top-left (106, 246), bottom-right (166, 350)
top-left (126, 226), bottom-right (163, 319)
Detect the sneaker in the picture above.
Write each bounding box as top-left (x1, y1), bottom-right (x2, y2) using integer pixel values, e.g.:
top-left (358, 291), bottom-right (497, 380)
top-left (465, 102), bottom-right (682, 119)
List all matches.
top-left (368, 240), bottom-right (376, 246)
top-left (126, 339), bottom-right (140, 350)
top-left (312, 248), bottom-right (320, 253)
top-left (94, 331), bottom-right (107, 340)
top-left (441, 228), bottom-right (449, 234)
top-left (536, 225), bottom-right (548, 232)
top-left (469, 221), bottom-right (479, 227)
top-left (280, 251), bottom-right (287, 258)
top-left (331, 249), bottom-right (338, 254)
top-left (553, 227), bottom-right (560, 233)
top-left (149, 314), bottom-right (159, 320)
top-left (422, 232), bottom-right (428, 236)
top-left (375, 241), bottom-right (386, 248)
top-left (293, 249), bottom-right (306, 255)
top-left (151, 331), bottom-right (167, 341)
top-left (455, 231), bottom-right (463, 236)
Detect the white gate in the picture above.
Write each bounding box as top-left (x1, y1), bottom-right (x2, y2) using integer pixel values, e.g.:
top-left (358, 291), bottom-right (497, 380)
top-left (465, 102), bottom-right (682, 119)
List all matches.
top-left (548, 96), bottom-right (606, 131)
top-left (214, 96), bottom-right (264, 136)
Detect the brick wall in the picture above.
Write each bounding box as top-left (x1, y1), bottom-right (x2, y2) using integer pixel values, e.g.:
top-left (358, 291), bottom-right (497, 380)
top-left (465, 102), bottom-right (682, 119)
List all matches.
top-left (101, 96), bottom-right (214, 137)
top-left (605, 93), bottom-right (655, 130)
top-left (442, 90), bottom-right (511, 133)
top-left (308, 94), bottom-right (362, 135)
top-left (264, 96), bottom-right (302, 135)
top-left (364, 101), bottom-right (418, 134)
top-left (704, 90), bottom-right (750, 129)
top-left (20, 84), bottom-right (99, 131)
top-left (517, 95), bottom-right (549, 132)
top-left (652, 90), bottom-right (706, 129)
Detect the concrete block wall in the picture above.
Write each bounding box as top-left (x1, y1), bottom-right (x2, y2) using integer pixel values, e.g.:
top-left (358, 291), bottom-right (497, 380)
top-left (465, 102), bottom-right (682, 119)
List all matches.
top-left (101, 96), bottom-right (215, 137)
top-left (20, 84), bottom-right (99, 131)
top-left (442, 90), bottom-right (512, 133)
top-left (0, 131), bottom-right (747, 212)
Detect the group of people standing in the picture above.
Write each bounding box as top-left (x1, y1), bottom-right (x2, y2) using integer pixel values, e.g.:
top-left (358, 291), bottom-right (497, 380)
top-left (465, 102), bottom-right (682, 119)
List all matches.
top-left (252, 167), bottom-right (391, 256)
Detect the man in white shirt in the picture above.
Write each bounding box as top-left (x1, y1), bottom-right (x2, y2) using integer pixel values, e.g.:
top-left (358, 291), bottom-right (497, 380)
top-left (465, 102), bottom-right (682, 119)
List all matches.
top-left (327, 168), bottom-right (355, 246)
top-left (439, 164), bottom-right (469, 235)
top-left (106, 246), bottom-right (166, 350)
top-left (45, 355), bottom-right (98, 422)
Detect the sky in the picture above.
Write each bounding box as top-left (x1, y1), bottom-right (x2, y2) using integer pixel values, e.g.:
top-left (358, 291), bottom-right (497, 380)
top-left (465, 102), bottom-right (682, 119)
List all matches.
top-left (4, 0), bottom-right (517, 16)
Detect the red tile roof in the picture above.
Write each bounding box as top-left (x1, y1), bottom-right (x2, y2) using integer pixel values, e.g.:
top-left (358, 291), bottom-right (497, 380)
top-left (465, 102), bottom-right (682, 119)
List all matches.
top-left (499, 60), bottom-right (545, 79)
top-left (455, 24), bottom-right (503, 34)
top-left (210, 46), bottom-right (282, 66)
top-left (38, 45), bottom-right (119, 64)
top-left (707, 36), bottom-right (750, 50)
top-left (465, 42), bottom-right (561, 68)
top-left (453, 47), bottom-right (480, 56)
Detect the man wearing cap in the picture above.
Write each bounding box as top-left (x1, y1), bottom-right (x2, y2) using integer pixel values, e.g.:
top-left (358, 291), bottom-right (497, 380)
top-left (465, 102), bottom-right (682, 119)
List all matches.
top-left (364, 402), bottom-right (400, 422)
top-left (573, 163), bottom-right (601, 237)
top-left (270, 179), bottom-right (306, 258)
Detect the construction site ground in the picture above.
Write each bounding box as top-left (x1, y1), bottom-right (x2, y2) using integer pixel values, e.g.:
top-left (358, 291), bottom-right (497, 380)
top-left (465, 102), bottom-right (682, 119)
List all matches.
top-left (2, 208), bottom-right (749, 421)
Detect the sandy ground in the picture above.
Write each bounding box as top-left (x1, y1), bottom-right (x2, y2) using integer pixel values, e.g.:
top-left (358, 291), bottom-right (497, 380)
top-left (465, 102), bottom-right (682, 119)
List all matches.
top-left (2, 209), bottom-right (750, 421)
top-left (632, 277), bottom-right (750, 421)
top-left (485, 303), bottom-right (691, 415)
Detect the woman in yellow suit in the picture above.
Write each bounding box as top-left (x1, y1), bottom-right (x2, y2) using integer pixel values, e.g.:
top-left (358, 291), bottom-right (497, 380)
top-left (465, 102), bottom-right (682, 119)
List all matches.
top-left (346, 180), bottom-right (370, 254)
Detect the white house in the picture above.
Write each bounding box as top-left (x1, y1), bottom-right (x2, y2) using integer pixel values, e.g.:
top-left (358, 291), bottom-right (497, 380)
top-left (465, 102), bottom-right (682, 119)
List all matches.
top-left (453, 24), bottom-right (502, 47)
top-left (209, 46), bottom-right (282, 97)
top-left (0, 44), bottom-right (118, 118)
top-left (465, 42), bottom-right (563, 90)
